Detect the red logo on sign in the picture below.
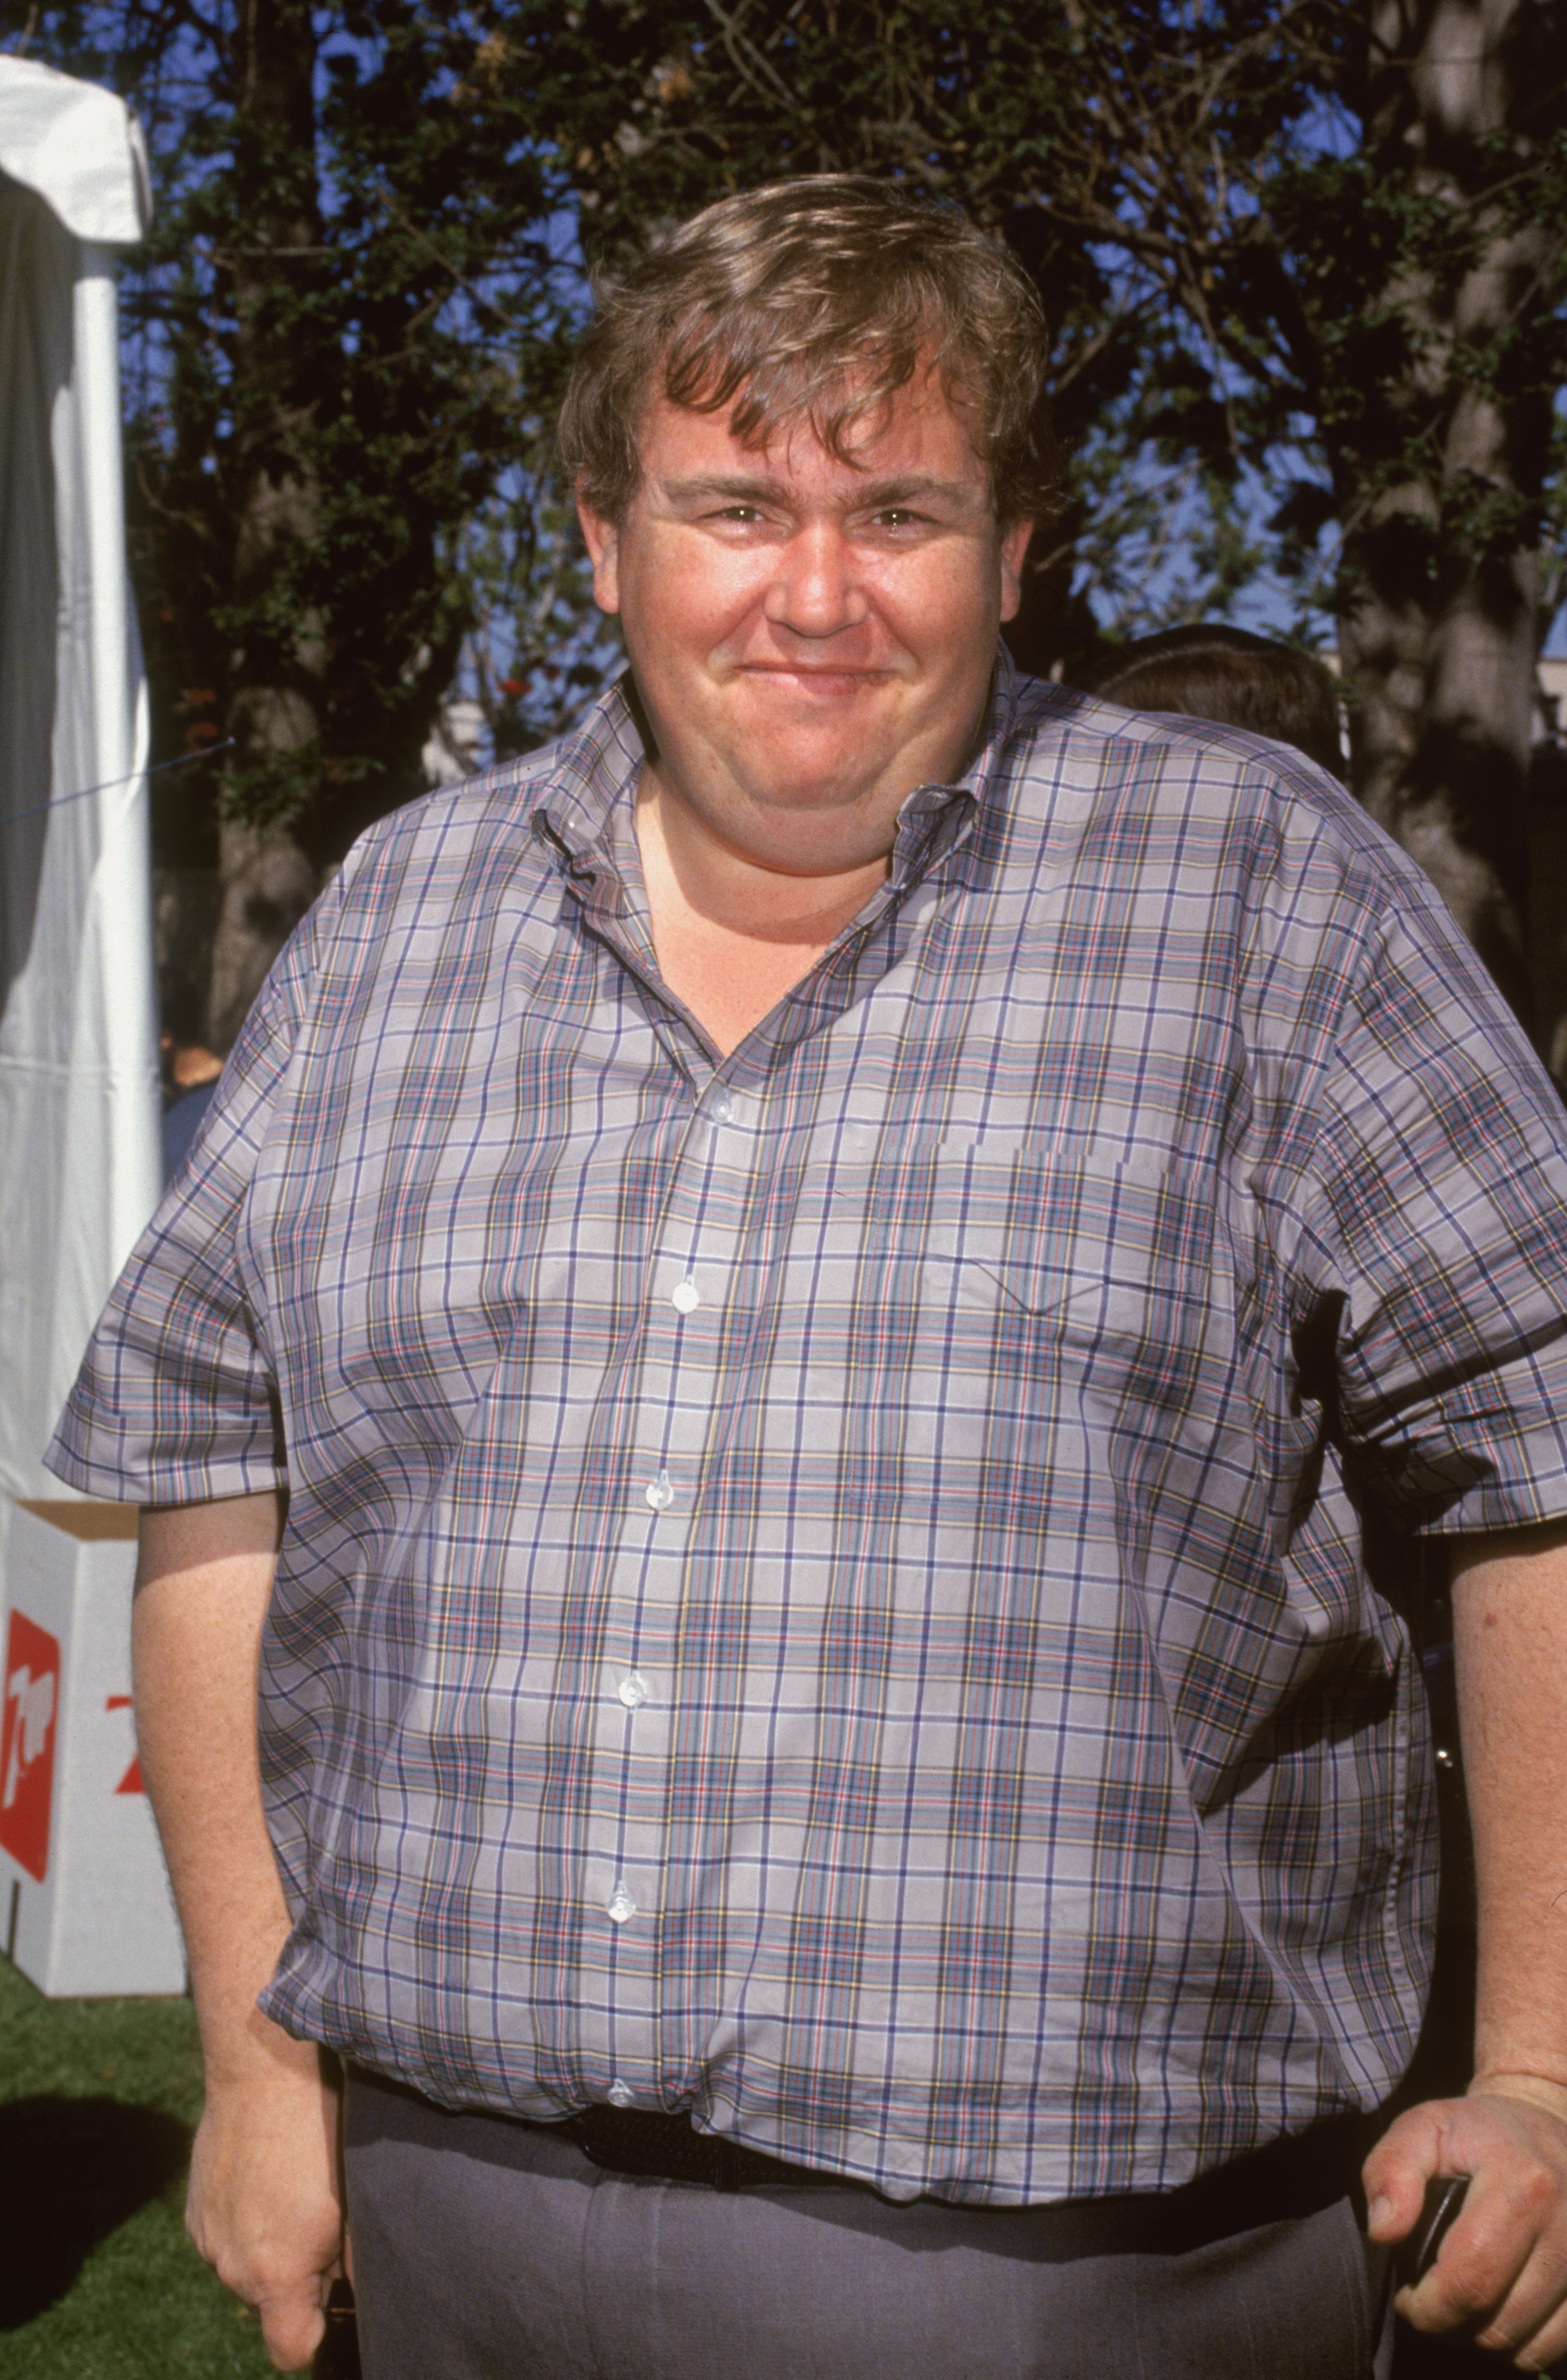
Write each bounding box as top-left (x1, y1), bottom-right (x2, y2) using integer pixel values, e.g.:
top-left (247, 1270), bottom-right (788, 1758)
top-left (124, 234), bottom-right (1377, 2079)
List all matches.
top-left (0, 1611), bottom-right (60, 1882)
top-left (106, 1696), bottom-right (144, 1793)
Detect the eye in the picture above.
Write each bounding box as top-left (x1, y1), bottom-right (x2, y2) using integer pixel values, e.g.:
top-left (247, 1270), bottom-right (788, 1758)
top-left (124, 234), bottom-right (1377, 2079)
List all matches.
top-left (870, 507), bottom-right (930, 531)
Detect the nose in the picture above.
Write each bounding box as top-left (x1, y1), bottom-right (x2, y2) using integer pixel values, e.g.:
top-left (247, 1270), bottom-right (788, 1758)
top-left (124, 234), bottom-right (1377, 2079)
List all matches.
top-left (764, 521), bottom-right (868, 639)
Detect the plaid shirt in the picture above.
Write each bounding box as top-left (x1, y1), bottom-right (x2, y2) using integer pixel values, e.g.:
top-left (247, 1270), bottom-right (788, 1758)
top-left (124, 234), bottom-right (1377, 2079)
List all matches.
top-left (50, 655), bottom-right (1567, 2204)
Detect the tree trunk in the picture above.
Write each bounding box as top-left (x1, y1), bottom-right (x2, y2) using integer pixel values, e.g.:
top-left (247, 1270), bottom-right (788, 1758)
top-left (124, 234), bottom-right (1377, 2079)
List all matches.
top-left (1335, 0), bottom-right (1558, 1030)
top-left (207, 821), bottom-right (321, 1052)
top-left (206, 0), bottom-right (325, 1051)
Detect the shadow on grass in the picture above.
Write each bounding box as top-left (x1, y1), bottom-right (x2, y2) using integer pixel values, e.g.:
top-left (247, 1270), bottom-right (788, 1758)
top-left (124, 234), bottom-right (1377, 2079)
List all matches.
top-left (0, 2094), bottom-right (190, 2328)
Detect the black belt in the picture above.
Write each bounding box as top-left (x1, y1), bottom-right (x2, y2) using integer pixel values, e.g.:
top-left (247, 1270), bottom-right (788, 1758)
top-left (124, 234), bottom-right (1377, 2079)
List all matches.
top-left (549, 2103), bottom-right (1376, 2250)
top-left (562, 2104), bottom-right (832, 2190)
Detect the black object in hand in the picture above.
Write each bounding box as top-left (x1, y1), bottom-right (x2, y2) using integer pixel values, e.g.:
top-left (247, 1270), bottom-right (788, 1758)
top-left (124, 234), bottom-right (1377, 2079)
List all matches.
top-left (312, 2279), bottom-right (362, 2380)
top-left (1396, 2174), bottom-right (1470, 2288)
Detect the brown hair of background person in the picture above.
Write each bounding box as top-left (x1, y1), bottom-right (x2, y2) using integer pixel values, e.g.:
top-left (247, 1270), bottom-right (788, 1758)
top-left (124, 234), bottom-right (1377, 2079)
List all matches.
top-left (556, 173), bottom-right (1059, 532)
top-left (1085, 623), bottom-right (1345, 777)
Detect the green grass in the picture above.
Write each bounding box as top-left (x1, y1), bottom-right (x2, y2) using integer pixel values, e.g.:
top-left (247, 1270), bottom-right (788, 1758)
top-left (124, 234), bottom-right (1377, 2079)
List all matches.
top-left (0, 1953), bottom-right (273, 2379)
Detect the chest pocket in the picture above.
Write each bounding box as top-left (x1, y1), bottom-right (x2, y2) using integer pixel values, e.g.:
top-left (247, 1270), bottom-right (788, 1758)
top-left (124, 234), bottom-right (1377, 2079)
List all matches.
top-left (838, 1142), bottom-right (1225, 1421)
top-left (883, 1138), bottom-right (1212, 1289)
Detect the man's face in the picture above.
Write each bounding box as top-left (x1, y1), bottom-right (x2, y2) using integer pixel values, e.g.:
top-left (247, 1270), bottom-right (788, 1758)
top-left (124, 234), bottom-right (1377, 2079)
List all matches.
top-left (576, 369), bottom-right (1032, 881)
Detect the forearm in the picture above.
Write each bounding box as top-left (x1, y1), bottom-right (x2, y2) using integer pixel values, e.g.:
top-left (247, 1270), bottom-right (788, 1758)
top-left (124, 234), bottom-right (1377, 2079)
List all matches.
top-left (136, 1492), bottom-right (341, 2373)
top-left (1364, 1519), bottom-right (1567, 2362)
top-left (1452, 1520), bottom-right (1567, 2108)
top-left (134, 1490), bottom-right (306, 2079)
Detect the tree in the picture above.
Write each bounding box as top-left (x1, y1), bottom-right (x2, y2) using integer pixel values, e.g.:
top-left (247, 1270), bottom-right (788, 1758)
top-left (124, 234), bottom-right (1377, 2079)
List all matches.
top-left (1323, 0), bottom-right (1567, 1019)
top-left (204, 0), bottom-right (330, 1045)
top-left (5, 0), bottom-right (588, 1044)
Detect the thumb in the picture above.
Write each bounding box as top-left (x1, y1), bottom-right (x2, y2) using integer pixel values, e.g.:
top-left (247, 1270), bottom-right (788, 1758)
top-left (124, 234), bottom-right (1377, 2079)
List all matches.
top-left (1362, 2103), bottom-right (1453, 2242)
top-left (257, 2283), bottom-right (329, 2374)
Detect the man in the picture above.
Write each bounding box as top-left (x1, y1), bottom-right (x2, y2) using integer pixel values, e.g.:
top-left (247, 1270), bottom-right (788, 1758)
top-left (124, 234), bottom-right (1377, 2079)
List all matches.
top-left (47, 177), bottom-right (1567, 2378)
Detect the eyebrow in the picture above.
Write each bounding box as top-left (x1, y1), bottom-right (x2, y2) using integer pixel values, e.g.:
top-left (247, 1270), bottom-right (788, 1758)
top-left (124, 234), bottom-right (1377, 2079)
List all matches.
top-left (660, 472), bottom-right (980, 511)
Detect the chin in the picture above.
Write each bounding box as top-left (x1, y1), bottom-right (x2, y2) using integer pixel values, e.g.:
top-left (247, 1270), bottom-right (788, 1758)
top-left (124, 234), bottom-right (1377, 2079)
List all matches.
top-left (742, 756), bottom-right (877, 808)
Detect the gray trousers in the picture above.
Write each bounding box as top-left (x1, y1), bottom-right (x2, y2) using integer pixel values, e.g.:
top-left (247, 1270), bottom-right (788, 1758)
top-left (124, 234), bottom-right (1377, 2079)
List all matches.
top-left (343, 2071), bottom-right (1395, 2380)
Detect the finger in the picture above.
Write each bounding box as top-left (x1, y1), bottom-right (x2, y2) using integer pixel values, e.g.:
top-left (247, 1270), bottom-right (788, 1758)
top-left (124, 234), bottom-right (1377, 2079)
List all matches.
top-left (1468, 2229), bottom-right (1567, 2367)
top-left (1397, 2170), bottom-right (1549, 2336)
top-left (257, 2285), bottom-right (329, 2373)
top-left (1494, 2292), bottom-right (1567, 2375)
top-left (1476, 2296), bottom-right (1567, 2374)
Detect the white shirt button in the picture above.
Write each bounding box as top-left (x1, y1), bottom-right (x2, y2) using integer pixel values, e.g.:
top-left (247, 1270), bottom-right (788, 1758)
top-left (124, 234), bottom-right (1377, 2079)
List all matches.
top-left (712, 1094), bottom-right (734, 1122)
top-left (618, 1671), bottom-right (649, 1709)
top-left (670, 1279), bottom-right (700, 1313)
top-left (645, 1470), bottom-right (674, 1511)
top-left (606, 1882), bottom-right (635, 1924)
top-left (607, 2078), bottom-right (636, 2107)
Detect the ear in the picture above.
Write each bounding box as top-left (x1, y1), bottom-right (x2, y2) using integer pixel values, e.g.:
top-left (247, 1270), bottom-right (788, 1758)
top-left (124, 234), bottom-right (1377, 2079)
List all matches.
top-left (998, 518), bottom-right (1034, 624)
top-left (575, 486), bottom-right (621, 615)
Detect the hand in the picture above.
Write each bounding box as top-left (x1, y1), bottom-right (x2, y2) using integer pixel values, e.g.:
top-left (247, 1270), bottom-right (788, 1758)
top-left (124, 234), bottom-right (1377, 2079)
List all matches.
top-left (185, 2045), bottom-right (344, 2372)
top-left (1364, 2076), bottom-right (1567, 2369)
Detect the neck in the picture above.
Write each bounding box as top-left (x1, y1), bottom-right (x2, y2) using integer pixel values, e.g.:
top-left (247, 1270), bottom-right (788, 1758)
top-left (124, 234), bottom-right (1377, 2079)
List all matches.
top-left (634, 769), bottom-right (890, 1054)
top-left (636, 764), bottom-right (891, 944)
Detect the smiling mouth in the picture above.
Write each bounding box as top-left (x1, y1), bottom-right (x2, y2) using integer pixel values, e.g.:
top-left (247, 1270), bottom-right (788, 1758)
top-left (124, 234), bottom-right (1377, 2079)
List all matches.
top-left (738, 663), bottom-right (888, 688)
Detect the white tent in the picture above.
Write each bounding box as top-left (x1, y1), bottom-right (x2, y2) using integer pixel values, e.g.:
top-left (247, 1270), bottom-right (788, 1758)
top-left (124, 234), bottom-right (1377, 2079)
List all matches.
top-left (0, 56), bottom-right (158, 1509)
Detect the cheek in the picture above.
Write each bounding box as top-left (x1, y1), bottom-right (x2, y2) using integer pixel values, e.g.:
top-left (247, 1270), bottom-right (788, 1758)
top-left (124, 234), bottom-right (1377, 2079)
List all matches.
top-left (896, 572), bottom-right (1001, 675)
top-left (625, 554), bottom-right (761, 674)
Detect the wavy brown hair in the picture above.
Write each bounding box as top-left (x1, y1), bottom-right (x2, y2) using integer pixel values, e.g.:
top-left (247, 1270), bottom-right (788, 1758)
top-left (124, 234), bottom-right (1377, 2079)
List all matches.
top-left (558, 175), bottom-right (1057, 531)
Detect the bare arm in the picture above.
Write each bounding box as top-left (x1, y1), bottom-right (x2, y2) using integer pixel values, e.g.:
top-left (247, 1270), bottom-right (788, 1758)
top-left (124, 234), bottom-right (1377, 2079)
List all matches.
top-left (1364, 1521), bottom-right (1567, 2365)
top-left (136, 1493), bottom-right (342, 2373)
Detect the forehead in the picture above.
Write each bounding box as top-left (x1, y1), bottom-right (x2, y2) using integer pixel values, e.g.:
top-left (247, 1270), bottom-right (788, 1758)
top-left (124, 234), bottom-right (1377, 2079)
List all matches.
top-left (631, 370), bottom-right (992, 503)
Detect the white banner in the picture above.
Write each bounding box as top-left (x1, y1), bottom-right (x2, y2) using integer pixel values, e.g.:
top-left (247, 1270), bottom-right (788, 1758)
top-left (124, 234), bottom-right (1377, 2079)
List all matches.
top-left (0, 57), bottom-right (158, 1503)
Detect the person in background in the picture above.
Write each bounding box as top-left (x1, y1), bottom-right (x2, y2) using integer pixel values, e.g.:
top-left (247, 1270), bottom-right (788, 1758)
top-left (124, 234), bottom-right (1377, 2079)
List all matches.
top-left (158, 981), bottom-right (224, 1181)
top-left (1085, 620), bottom-right (1345, 775)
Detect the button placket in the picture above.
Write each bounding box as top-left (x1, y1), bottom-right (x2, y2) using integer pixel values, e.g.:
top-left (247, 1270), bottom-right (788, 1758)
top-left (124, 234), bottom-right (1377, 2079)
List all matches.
top-left (652, 1080), bottom-right (748, 1330)
top-left (580, 1075), bottom-right (756, 2105)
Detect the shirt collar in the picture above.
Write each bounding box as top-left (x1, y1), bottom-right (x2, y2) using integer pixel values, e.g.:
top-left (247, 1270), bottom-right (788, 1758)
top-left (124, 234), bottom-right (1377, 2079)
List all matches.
top-left (526, 674), bottom-right (646, 876)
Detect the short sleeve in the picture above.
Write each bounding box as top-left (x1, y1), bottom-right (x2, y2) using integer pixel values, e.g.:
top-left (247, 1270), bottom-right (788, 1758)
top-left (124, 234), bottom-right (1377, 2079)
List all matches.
top-left (45, 877), bottom-right (344, 1505)
top-left (1290, 880), bottom-right (1567, 1534)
